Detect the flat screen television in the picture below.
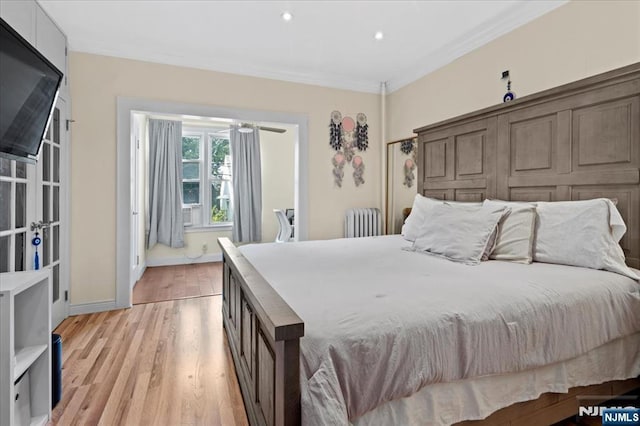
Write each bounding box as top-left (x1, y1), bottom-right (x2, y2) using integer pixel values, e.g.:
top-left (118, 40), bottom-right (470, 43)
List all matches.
top-left (0, 17), bottom-right (63, 163)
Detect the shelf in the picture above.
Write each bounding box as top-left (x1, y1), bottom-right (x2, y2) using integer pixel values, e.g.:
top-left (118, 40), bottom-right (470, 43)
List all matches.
top-left (13, 344), bottom-right (47, 381)
top-left (0, 270), bottom-right (49, 294)
top-left (30, 415), bottom-right (49, 426)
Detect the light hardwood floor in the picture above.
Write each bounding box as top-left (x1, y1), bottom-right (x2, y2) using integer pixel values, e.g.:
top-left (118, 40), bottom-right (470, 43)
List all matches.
top-left (133, 263), bottom-right (222, 305)
top-left (51, 296), bottom-right (248, 425)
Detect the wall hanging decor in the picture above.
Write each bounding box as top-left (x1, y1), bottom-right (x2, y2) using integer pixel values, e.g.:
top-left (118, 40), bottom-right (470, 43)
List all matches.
top-left (329, 111), bottom-right (369, 187)
top-left (399, 137), bottom-right (416, 187)
top-left (501, 70), bottom-right (516, 102)
top-left (355, 113), bottom-right (368, 151)
top-left (352, 155), bottom-right (365, 187)
top-left (400, 138), bottom-right (414, 155)
top-left (404, 158), bottom-right (416, 188)
top-left (332, 152), bottom-right (346, 187)
top-left (329, 110), bottom-right (343, 150)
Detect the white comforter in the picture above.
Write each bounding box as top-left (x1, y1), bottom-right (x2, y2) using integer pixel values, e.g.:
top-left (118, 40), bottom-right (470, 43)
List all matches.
top-left (239, 236), bottom-right (640, 425)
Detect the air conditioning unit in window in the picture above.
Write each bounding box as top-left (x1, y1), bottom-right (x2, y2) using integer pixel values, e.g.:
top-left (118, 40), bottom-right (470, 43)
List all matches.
top-left (183, 205), bottom-right (202, 227)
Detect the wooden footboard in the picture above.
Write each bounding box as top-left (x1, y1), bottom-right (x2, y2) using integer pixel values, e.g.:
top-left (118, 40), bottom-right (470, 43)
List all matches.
top-left (219, 238), bottom-right (304, 426)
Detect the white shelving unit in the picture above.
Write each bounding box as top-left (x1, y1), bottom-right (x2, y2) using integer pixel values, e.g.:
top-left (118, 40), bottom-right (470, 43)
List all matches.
top-left (0, 270), bottom-right (52, 426)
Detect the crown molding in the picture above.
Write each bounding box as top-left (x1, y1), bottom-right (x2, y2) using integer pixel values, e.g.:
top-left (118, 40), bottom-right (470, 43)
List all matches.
top-left (386, 1), bottom-right (568, 93)
top-left (68, 44), bottom-right (383, 94)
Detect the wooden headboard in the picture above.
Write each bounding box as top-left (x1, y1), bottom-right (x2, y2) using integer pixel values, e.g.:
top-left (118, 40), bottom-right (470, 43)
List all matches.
top-left (414, 63), bottom-right (640, 268)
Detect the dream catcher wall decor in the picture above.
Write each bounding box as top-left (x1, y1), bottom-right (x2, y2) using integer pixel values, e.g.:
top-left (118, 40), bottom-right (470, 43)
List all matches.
top-left (329, 110), bottom-right (369, 187)
top-left (400, 138), bottom-right (416, 188)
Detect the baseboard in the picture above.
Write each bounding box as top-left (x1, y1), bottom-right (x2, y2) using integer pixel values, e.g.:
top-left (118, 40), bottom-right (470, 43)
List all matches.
top-left (146, 253), bottom-right (222, 267)
top-left (69, 300), bottom-right (118, 316)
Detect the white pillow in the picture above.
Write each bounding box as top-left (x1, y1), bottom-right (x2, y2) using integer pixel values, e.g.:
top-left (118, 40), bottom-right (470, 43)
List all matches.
top-left (534, 198), bottom-right (637, 280)
top-left (483, 200), bottom-right (537, 264)
top-left (401, 195), bottom-right (441, 242)
top-left (401, 194), bottom-right (481, 242)
top-left (407, 203), bottom-right (510, 265)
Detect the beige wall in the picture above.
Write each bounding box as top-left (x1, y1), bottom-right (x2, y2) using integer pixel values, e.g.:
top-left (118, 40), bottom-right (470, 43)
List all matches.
top-left (387, 0), bottom-right (640, 141)
top-left (69, 53), bottom-right (381, 304)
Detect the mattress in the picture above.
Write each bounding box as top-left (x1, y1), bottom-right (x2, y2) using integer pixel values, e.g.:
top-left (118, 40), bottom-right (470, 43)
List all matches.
top-left (239, 235), bottom-right (640, 425)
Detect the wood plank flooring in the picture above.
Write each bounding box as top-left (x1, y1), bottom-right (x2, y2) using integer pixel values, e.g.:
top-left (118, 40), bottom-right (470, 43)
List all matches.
top-left (51, 296), bottom-right (248, 426)
top-left (133, 263), bottom-right (222, 305)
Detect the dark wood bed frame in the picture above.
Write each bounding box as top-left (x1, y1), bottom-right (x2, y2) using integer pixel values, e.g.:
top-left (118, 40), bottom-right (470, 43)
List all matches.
top-left (219, 63), bottom-right (640, 426)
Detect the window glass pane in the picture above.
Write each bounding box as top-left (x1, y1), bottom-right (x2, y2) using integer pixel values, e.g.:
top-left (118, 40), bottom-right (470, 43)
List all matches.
top-left (0, 235), bottom-right (9, 272)
top-left (182, 136), bottom-right (200, 160)
top-left (15, 182), bottom-right (26, 228)
top-left (43, 185), bottom-right (50, 222)
top-left (53, 264), bottom-right (60, 302)
top-left (43, 227), bottom-right (50, 267)
top-left (45, 122), bottom-right (51, 141)
top-left (14, 232), bottom-right (25, 271)
top-left (0, 181), bottom-right (11, 231)
top-left (53, 225), bottom-right (59, 262)
top-left (182, 182), bottom-right (200, 204)
top-left (53, 146), bottom-right (60, 183)
top-left (53, 108), bottom-right (60, 144)
top-left (182, 162), bottom-right (199, 179)
top-left (211, 182), bottom-right (231, 223)
top-left (42, 143), bottom-right (50, 182)
top-left (53, 186), bottom-right (60, 221)
top-left (15, 161), bottom-right (26, 179)
top-left (0, 158), bottom-right (11, 176)
top-left (210, 137), bottom-right (230, 179)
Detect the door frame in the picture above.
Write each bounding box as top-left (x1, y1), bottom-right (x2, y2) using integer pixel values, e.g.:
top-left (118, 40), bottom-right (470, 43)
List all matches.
top-left (115, 97), bottom-right (309, 310)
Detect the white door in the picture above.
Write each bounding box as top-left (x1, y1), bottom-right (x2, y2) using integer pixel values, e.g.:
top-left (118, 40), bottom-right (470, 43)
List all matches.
top-left (36, 98), bottom-right (69, 329)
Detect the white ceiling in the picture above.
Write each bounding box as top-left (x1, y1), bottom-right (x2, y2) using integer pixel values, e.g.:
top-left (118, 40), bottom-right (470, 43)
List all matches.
top-left (39, 0), bottom-right (566, 94)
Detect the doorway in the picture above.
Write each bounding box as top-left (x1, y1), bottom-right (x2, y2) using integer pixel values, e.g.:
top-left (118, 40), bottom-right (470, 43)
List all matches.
top-left (116, 98), bottom-right (309, 310)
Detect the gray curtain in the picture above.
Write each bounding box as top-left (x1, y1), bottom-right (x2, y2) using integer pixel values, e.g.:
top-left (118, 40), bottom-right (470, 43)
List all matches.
top-left (230, 125), bottom-right (262, 242)
top-left (147, 119), bottom-right (185, 249)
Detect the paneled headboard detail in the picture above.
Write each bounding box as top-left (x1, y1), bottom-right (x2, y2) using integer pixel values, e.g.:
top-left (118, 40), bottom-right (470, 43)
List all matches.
top-left (414, 63), bottom-right (640, 268)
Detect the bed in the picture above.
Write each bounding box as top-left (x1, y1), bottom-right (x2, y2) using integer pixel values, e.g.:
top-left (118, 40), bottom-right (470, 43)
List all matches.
top-left (219, 62), bottom-right (640, 426)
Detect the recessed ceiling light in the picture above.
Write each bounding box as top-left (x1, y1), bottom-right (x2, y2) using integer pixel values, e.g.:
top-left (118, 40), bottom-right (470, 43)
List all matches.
top-left (281, 11), bottom-right (293, 21)
top-left (374, 31), bottom-right (384, 40)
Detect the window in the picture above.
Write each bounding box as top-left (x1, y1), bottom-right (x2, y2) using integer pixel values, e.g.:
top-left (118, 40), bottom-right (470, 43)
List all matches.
top-left (181, 134), bottom-right (202, 205)
top-left (209, 135), bottom-right (232, 223)
top-left (181, 128), bottom-right (232, 227)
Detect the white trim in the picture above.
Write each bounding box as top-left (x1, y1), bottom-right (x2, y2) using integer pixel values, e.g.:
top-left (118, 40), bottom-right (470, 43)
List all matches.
top-left (146, 253), bottom-right (222, 267)
top-left (117, 97), bottom-right (309, 311)
top-left (69, 300), bottom-right (117, 316)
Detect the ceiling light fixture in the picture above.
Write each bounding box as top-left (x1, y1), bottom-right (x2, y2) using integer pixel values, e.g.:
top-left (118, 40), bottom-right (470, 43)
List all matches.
top-left (374, 31), bottom-right (384, 41)
top-left (281, 11), bottom-right (293, 22)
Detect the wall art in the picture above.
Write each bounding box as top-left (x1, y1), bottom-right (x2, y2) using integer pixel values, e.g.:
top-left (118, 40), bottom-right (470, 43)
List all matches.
top-left (332, 152), bottom-right (346, 187)
top-left (329, 111), bottom-right (368, 187)
top-left (352, 155), bottom-right (365, 187)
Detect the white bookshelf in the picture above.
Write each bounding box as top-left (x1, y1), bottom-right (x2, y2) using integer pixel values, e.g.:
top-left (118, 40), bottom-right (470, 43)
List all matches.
top-left (0, 270), bottom-right (52, 426)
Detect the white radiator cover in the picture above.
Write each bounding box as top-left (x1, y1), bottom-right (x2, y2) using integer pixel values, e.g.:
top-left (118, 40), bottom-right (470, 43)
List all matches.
top-left (344, 208), bottom-right (382, 238)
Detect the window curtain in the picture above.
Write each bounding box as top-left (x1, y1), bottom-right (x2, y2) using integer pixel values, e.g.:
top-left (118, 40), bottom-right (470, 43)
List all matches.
top-left (147, 119), bottom-right (185, 249)
top-left (230, 125), bottom-right (262, 242)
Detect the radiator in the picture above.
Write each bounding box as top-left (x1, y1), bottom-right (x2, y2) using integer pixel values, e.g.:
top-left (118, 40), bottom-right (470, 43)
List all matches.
top-left (344, 208), bottom-right (382, 238)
